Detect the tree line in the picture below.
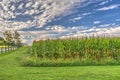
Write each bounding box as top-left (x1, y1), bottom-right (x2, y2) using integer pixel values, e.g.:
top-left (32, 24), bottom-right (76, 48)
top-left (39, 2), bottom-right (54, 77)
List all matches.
top-left (3, 30), bottom-right (22, 47)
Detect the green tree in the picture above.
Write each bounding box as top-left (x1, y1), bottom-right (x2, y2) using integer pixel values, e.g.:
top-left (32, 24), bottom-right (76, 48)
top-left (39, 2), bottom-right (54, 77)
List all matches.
top-left (4, 30), bottom-right (22, 47)
top-left (0, 37), bottom-right (4, 41)
top-left (4, 31), bottom-right (14, 46)
top-left (13, 30), bottom-right (22, 47)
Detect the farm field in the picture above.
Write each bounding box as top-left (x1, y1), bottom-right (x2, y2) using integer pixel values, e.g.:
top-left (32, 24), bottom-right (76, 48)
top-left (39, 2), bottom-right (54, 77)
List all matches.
top-left (26, 37), bottom-right (120, 67)
top-left (1, 44), bottom-right (120, 80)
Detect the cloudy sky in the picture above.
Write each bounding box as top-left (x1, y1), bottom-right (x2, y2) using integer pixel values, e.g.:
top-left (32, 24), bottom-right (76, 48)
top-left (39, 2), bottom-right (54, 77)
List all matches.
top-left (0, 0), bottom-right (120, 44)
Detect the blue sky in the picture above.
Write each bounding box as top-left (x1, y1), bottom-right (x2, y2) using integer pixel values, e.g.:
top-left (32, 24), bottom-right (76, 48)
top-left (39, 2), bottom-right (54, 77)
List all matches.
top-left (47, 0), bottom-right (120, 28)
top-left (0, 0), bottom-right (120, 44)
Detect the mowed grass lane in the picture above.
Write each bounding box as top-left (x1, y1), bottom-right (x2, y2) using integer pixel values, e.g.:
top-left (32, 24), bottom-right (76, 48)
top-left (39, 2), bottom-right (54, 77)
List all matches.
top-left (0, 47), bottom-right (120, 80)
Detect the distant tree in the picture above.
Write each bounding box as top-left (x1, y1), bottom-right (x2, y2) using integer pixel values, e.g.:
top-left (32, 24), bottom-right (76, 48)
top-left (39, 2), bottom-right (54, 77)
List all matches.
top-left (13, 30), bottom-right (22, 47)
top-left (0, 37), bottom-right (4, 45)
top-left (0, 37), bottom-right (4, 41)
top-left (4, 31), bottom-right (14, 46)
top-left (3, 30), bottom-right (22, 47)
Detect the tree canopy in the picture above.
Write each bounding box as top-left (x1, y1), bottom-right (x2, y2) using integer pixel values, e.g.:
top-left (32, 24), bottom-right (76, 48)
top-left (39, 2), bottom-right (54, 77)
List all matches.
top-left (4, 31), bottom-right (22, 47)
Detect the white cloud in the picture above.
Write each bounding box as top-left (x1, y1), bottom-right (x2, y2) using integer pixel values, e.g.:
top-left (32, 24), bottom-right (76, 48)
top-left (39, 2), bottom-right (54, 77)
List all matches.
top-left (45, 25), bottom-right (65, 31)
top-left (70, 16), bottom-right (82, 22)
top-left (1, 24), bottom-right (120, 45)
top-left (0, 0), bottom-right (91, 45)
top-left (93, 21), bottom-right (101, 24)
top-left (97, 4), bottom-right (120, 11)
top-left (0, 0), bottom-right (82, 30)
top-left (10, 5), bottom-right (16, 11)
top-left (70, 12), bottom-right (93, 23)
top-left (99, 24), bottom-right (111, 27)
top-left (82, 12), bottom-right (92, 16)
top-left (32, 1), bottom-right (40, 9)
top-left (68, 26), bottom-right (86, 30)
top-left (99, 1), bottom-right (109, 5)
top-left (116, 19), bottom-right (120, 21)
top-left (19, 27), bottom-right (68, 45)
top-left (59, 26), bottom-right (120, 39)
top-left (18, 3), bottom-right (24, 9)
top-left (25, 2), bottom-right (33, 8)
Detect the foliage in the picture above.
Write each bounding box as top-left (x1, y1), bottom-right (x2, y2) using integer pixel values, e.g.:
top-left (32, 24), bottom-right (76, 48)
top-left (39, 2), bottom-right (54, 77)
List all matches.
top-left (0, 37), bottom-right (4, 41)
top-left (0, 41), bottom-right (4, 45)
top-left (14, 30), bottom-right (22, 47)
top-left (30, 37), bottom-right (120, 66)
top-left (0, 37), bottom-right (4, 45)
top-left (4, 30), bottom-right (22, 47)
top-left (4, 31), bottom-right (14, 45)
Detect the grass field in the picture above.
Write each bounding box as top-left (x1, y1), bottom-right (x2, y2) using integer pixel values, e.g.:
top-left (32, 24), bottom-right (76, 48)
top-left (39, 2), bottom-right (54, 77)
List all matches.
top-left (1, 47), bottom-right (120, 80)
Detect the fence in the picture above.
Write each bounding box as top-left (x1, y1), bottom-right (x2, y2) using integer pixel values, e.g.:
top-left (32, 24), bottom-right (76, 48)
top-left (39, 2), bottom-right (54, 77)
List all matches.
top-left (0, 46), bottom-right (17, 53)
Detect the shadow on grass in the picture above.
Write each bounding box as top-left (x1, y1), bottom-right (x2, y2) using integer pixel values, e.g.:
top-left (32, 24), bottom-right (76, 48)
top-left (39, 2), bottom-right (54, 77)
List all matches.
top-left (21, 60), bottom-right (120, 67)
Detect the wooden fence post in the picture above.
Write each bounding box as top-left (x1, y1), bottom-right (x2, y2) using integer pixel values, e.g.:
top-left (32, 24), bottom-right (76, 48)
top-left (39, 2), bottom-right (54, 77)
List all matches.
top-left (1, 48), bottom-right (3, 53)
top-left (0, 48), bottom-right (1, 53)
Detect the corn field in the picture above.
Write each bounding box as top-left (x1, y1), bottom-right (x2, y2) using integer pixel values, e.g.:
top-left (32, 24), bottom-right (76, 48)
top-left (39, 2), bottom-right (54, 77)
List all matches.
top-left (32, 37), bottom-right (120, 61)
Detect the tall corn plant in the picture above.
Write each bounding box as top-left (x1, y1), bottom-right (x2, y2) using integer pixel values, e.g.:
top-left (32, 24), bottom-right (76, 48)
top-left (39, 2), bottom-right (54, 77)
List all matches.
top-left (32, 37), bottom-right (120, 62)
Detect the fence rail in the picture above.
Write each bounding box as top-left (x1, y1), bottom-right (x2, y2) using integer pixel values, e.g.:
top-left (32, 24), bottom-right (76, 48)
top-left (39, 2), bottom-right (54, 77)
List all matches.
top-left (0, 46), bottom-right (17, 53)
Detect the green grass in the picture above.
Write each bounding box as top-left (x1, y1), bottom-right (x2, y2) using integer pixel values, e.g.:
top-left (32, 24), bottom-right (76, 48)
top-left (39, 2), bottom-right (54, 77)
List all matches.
top-left (1, 47), bottom-right (120, 80)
